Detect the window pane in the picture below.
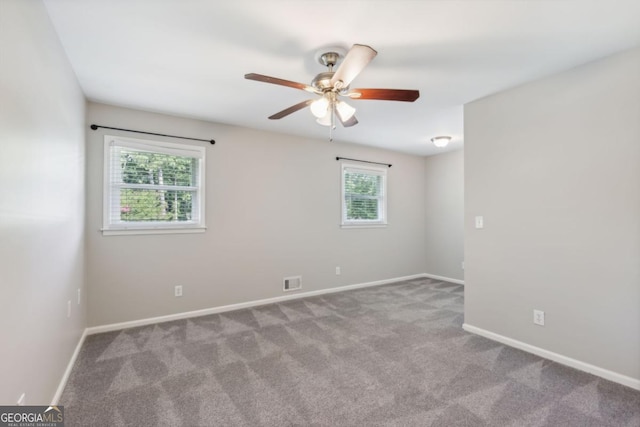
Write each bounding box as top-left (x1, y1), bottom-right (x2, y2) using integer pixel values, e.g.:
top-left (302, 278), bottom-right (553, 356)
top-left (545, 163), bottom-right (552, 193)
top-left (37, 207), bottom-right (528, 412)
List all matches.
top-left (344, 169), bottom-right (383, 221)
top-left (120, 150), bottom-right (195, 186)
top-left (346, 197), bottom-right (379, 220)
top-left (344, 172), bottom-right (380, 196)
top-left (119, 189), bottom-right (194, 222)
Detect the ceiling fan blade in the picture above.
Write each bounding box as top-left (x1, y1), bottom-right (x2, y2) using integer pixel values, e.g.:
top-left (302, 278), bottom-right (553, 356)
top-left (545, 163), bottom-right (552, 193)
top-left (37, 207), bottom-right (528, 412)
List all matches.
top-left (245, 73), bottom-right (315, 92)
top-left (347, 88), bottom-right (420, 102)
top-left (337, 114), bottom-right (358, 128)
top-left (330, 44), bottom-right (377, 89)
top-left (268, 100), bottom-right (313, 120)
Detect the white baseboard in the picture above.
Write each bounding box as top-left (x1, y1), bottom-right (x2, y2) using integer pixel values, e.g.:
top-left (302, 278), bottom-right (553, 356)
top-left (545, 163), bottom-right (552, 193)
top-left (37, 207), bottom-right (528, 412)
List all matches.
top-left (51, 328), bottom-right (88, 405)
top-left (423, 273), bottom-right (464, 285)
top-left (87, 273), bottom-right (428, 335)
top-left (462, 323), bottom-right (640, 391)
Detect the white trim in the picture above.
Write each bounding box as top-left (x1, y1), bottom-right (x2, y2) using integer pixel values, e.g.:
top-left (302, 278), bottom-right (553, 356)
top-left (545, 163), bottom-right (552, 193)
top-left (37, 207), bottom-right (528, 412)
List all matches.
top-left (462, 323), bottom-right (640, 391)
top-left (340, 224), bottom-right (388, 229)
top-left (86, 274), bottom-right (428, 335)
top-left (102, 227), bottom-right (206, 236)
top-left (105, 135), bottom-right (205, 158)
top-left (51, 328), bottom-right (88, 405)
top-left (423, 273), bottom-right (465, 285)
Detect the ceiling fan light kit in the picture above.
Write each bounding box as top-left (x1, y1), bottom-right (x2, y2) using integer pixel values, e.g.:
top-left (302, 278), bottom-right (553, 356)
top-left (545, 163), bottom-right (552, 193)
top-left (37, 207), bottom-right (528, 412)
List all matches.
top-left (310, 96), bottom-right (330, 118)
top-left (245, 44), bottom-right (420, 140)
top-left (335, 101), bottom-right (356, 121)
top-left (316, 112), bottom-right (333, 127)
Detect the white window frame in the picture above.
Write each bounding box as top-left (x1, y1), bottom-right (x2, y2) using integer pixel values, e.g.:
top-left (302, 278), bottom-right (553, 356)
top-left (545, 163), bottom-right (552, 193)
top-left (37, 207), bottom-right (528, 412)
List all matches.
top-left (103, 135), bottom-right (206, 236)
top-left (341, 162), bottom-right (388, 228)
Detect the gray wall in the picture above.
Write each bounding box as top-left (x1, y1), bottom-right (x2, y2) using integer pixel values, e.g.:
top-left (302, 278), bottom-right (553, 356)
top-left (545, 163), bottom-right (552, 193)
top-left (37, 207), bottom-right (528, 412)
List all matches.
top-left (86, 102), bottom-right (428, 326)
top-left (0, 1), bottom-right (87, 404)
top-left (424, 150), bottom-right (464, 281)
top-left (464, 47), bottom-right (640, 380)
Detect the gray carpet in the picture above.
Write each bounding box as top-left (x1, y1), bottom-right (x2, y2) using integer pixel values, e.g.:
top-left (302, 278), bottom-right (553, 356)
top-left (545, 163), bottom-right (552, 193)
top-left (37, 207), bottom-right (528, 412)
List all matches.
top-left (61, 278), bottom-right (640, 426)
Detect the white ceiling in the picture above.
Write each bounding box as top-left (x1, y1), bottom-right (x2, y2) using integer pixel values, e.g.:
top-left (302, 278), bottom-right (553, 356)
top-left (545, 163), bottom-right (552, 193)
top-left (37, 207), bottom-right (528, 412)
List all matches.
top-left (43, 0), bottom-right (640, 156)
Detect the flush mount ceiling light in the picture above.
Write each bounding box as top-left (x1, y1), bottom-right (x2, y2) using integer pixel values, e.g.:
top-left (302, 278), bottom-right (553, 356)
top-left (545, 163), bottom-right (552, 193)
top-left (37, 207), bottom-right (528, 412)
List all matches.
top-left (245, 44), bottom-right (420, 141)
top-left (431, 136), bottom-right (452, 148)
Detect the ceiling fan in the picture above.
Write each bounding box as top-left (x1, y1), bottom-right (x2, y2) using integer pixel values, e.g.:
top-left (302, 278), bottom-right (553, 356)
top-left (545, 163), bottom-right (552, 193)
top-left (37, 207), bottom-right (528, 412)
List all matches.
top-left (245, 44), bottom-right (420, 140)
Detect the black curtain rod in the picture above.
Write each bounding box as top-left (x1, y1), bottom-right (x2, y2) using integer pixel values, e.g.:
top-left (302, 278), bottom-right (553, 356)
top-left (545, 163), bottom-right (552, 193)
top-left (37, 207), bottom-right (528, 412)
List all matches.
top-left (336, 156), bottom-right (392, 168)
top-left (90, 124), bottom-right (215, 145)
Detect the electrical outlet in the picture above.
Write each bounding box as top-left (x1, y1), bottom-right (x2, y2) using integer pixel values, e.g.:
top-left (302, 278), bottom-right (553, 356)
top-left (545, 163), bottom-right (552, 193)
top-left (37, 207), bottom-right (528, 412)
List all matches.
top-left (533, 309), bottom-right (545, 326)
top-left (17, 393), bottom-right (25, 406)
top-left (67, 300), bottom-right (71, 318)
top-left (174, 285), bottom-right (183, 297)
top-left (335, 266), bottom-right (341, 275)
top-left (77, 288), bottom-right (81, 305)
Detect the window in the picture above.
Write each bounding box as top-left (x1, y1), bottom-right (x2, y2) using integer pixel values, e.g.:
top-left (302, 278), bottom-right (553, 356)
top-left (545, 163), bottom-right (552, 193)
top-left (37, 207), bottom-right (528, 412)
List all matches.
top-left (103, 135), bottom-right (205, 235)
top-left (341, 163), bottom-right (387, 227)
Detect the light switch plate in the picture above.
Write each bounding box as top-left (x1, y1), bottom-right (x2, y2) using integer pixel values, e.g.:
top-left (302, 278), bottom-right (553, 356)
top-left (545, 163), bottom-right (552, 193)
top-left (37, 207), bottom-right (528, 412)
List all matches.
top-left (475, 216), bottom-right (484, 229)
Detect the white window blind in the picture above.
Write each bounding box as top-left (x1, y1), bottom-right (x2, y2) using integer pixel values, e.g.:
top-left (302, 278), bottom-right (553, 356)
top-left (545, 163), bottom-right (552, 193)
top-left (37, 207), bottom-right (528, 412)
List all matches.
top-left (341, 163), bottom-right (387, 227)
top-left (103, 136), bottom-right (206, 235)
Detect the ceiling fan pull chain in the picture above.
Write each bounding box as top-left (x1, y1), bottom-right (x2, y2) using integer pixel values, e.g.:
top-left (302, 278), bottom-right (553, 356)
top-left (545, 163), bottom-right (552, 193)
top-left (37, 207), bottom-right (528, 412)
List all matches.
top-left (329, 107), bottom-right (334, 142)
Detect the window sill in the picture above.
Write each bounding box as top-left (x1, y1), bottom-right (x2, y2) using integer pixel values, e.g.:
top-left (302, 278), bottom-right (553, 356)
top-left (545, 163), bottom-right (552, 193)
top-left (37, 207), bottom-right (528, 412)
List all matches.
top-left (101, 226), bottom-right (206, 236)
top-left (340, 223), bottom-right (388, 229)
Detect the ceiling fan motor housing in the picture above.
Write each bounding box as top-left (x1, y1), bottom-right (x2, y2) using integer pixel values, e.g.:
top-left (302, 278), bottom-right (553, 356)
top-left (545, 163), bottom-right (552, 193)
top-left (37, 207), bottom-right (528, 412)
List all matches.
top-left (311, 71), bottom-right (335, 91)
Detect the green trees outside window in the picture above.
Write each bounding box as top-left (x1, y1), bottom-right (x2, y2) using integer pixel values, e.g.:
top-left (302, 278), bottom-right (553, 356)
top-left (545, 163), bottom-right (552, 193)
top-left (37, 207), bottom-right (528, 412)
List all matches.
top-left (118, 150), bottom-right (196, 222)
top-left (344, 170), bottom-right (383, 221)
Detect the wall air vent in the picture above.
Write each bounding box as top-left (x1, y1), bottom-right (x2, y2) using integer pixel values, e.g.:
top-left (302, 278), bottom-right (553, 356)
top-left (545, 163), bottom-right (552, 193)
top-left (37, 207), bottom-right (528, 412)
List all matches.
top-left (283, 276), bottom-right (302, 292)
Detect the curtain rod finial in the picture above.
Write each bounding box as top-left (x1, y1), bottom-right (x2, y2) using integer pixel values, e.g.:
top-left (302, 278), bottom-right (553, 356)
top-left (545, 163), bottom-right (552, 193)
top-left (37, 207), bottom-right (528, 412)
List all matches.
top-left (90, 124), bottom-right (98, 130)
